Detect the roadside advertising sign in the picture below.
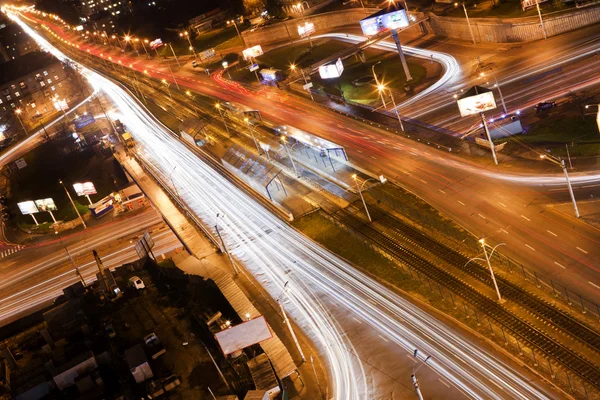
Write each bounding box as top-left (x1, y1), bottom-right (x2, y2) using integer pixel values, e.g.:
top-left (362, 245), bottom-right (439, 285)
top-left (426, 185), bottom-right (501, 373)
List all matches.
top-left (303, 82), bottom-right (313, 91)
top-left (17, 201), bottom-right (39, 215)
top-left (360, 9), bottom-right (409, 36)
top-left (15, 158), bottom-right (27, 169)
top-left (35, 198), bottom-right (58, 212)
top-left (199, 48), bottom-right (215, 60)
top-left (242, 45), bottom-right (263, 60)
top-left (249, 63), bottom-right (259, 72)
top-left (149, 38), bottom-right (163, 50)
top-left (318, 58), bottom-right (344, 79)
top-left (297, 21), bottom-right (315, 37)
top-left (74, 113), bottom-right (95, 130)
top-left (457, 91), bottom-right (496, 117)
top-left (73, 182), bottom-right (97, 196)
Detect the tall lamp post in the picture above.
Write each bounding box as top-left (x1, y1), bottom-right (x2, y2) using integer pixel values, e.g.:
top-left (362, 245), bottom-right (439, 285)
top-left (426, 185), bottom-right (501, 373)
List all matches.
top-left (281, 135), bottom-right (300, 177)
top-left (377, 84), bottom-right (405, 131)
top-left (135, 38), bottom-right (149, 57)
top-left (294, 2), bottom-right (313, 47)
top-left (180, 31), bottom-right (197, 59)
top-left (243, 117), bottom-right (262, 155)
top-left (55, 231), bottom-right (87, 286)
top-left (585, 103), bottom-right (600, 134)
top-left (14, 108), bottom-right (27, 136)
top-left (540, 154), bottom-right (579, 217)
top-left (479, 70), bottom-right (507, 115)
top-left (227, 18), bottom-right (245, 47)
top-left (536, 0), bottom-right (548, 40)
top-left (214, 103), bottom-right (231, 136)
top-left (478, 239), bottom-right (505, 303)
top-left (351, 174), bottom-right (379, 223)
top-left (454, 2), bottom-right (476, 44)
top-left (372, 62), bottom-right (387, 108)
top-left (290, 64), bottom-right (314, 101)
top-left (412, 350), bottom-right (431, 400)
top-left (59, 179), bottom-right (87, 229)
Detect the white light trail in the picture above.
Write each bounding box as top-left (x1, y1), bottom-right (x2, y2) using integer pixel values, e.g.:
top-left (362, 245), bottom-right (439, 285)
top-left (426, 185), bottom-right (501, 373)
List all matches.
top-left (10, 12), bottom-right (556, 399)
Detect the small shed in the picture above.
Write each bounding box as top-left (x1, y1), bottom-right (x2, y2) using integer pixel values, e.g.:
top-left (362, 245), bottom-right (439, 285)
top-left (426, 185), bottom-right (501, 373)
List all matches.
top-left (124, 344), bottom-right (153, 383)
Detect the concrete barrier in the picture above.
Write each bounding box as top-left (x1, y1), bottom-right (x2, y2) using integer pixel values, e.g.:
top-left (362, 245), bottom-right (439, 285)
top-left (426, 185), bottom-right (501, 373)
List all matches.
top-left (428, 5), bottom-right (600, 42)
top-left (243, 4), bottom-right (600, 47)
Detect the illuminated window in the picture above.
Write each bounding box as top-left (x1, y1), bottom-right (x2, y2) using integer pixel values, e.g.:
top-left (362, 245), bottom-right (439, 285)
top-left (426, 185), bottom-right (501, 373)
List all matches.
top-left (43, 71), bottom-right (48, 76)
top-left (0, 99), bottom-right (2, 104)
top-left (54, 75), bottom-right (59, 80)
top-left (15, 92), bottom-right (20, 97)
top-left (51, 86), bottom-right (56, 91)
top-left (40, 81), bottom-right (45, 87)
top-left (58, 83), bottom-right (63, 87)
top-left (47, 79), bottom-right (52, 84)
top-left (30, 102), bottom-right (36, 108)
top-left (10, 103), bottom-right (15, 109)
top-left (19, 81), bottom-right (26, 88)
top-left (5, 95), bottom-right (10, 100)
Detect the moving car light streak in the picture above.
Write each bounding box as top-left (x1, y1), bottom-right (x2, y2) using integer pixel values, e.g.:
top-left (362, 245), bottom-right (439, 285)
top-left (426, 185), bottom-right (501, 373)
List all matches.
top-left (11, 13), bottom-right (559, 399)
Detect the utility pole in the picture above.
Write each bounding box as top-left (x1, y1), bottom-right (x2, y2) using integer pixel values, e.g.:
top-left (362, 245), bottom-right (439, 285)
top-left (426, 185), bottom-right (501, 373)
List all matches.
top-left (168, 43), bottom-right (180, 67)
top-left (281, 136), bottom-right (300, 177)
top-left (372, 62), bottom-right (387, 108)
top-left (479, 239), bottom-right (504, 302)
top-left (562, 159), bottom-right (579, 217)
top-left (352, 174), bottom-right (372, 222)
top-left (390, 30), bottom-right (412, 82)
top-left (59, 179), bottom-right (87, 229)
top-left (480, 112), bottom-right (498, 165)
top-left (56, 231), bottom-right (86, 286)
top-left (536, 0), bottom-right (547, 39)
top-left (215, 214), bottom-right (238, 275)
top-left (412, 349), bottom-right (431, 400)
top-left (279, 283), bottom-right (306, 362)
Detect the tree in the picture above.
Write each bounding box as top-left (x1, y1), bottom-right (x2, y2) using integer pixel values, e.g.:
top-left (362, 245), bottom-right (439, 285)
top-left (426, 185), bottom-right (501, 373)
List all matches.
top-left (243, 0), bottom-right (265, 15)
top-left (568, 90), bottom-right (595, 121)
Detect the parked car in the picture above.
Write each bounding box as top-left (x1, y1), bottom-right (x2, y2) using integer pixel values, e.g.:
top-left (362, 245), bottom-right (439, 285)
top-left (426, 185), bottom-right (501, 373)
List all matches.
top-left (144, 333), bottom-right (166, 359)
top-left (129, 276), bottom-right (146, 290)
top-left (105, 323), bottom-right (116, 338)
top-left (191, 60), bottom-right (199, 68)
top-left (534, 101), bottom-right (556, 112)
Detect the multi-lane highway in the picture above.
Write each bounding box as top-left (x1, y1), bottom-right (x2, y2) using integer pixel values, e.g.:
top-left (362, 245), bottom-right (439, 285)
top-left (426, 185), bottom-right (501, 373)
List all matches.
top-left (7, 9), bottom-right (570, 399)
top-left (0, 208), bottom-right (181, 325)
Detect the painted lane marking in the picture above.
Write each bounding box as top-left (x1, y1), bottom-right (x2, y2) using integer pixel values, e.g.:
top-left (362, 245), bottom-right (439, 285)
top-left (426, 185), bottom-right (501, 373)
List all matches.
top-left (521, 215), bottom-right (531, 222)
top-left (498, 202), bottom-right (507, 208)
top-left (554, 262), bottom-right (566, 269)
top-left (546, 230), bottom-right (557, 237)
top-left (458, 201), bottom-right (465, 206)
top-left (525, 244), bottom-right (536, 251)
top-left (576, 247), bottom-right (588, 254)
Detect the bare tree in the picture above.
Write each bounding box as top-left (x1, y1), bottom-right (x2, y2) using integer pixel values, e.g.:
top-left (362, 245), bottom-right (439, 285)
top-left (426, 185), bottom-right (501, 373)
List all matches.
top-left (568, 90), bottom-right (595, 121)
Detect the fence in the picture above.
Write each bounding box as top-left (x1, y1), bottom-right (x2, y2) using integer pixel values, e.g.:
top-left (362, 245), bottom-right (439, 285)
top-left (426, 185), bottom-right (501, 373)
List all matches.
top-left (319, 210), bottom-right (599, 399)
top-left (368, 184), bottom-right (600, 323)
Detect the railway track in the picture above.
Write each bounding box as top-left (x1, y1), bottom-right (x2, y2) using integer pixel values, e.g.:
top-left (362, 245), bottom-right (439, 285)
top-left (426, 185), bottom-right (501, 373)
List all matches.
top-left (331, 207), bottom-right (600, 388)
top-left (361, 203), bottom-right (600, 354)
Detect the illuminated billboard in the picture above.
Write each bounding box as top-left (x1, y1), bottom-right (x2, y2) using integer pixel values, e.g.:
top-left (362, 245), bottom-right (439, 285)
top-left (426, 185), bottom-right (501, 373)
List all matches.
top-left (457, 90), bottom-right (496, 117)
top-left (318, 58), bottom-right (344, 79)
top-left (242, 45), bottom-right (263, 60)
top-left (297, 21), bottom-right (315, 37)
top-left (73, 182), bottom-right (97, 196)
top-left (360, 8), bottom-right (409, 36)
top-left (35, 198), bottom-right (58, 212)
top-left (149, 38), bottom-right (163, 50)
top-left (17, 201), bottom-right (38, 215)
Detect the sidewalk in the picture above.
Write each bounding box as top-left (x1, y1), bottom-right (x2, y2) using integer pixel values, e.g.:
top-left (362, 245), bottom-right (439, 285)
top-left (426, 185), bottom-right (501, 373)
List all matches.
top-left (115, 151), bottom-right (325, 399)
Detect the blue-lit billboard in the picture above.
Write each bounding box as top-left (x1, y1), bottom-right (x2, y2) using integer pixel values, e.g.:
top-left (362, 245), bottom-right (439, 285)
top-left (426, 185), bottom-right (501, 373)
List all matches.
top-left (360, 8), bottom-right (409, 36)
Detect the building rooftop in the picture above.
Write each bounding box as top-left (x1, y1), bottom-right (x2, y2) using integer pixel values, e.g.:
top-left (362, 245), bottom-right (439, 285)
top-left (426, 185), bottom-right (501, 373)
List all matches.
top-left (0, 51), bottom-right (59, 86)
top-left (124, 344), bottom-right (147, 369)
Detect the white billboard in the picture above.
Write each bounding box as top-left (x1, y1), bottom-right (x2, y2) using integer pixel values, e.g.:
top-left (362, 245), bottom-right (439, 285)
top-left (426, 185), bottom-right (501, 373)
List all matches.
top-left (35, 198), bottom-right (58, 212)
top-left (149, 38), bottom-right (163, 50)
top-left (319, 58), bottom-right (344, 79)
top-left (457, 91), bottom-right (496, 117)
top-left (18, 201), bottom-right (39, 215)
top-left (73, 182), bottom-right (97, 196)
top-left (297, 21), bottom-right (315, 37)
top-left (214, 316), bottom-right (272, 355)
top-left (242, 45), bottom-right (263, 60)
top-left (360, 9), bottom-right (409, 36)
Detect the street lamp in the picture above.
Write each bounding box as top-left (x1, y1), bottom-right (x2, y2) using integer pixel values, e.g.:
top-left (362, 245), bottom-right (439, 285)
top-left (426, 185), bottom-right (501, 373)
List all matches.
top-left (290, 64), bottom-right (314, 101)
top-left (352, 174), bottom-right (373, 222)
top-left (244, 117), bottom-right (262, 155)
top-left (377, 84), bottom-right (404, 131)
top-left (479, 70), bottom-right (507, 115)
top-left (55, 230), bottom-right (87, 286)
top-left (161, 79), bottom-right (173, 100)
top-left (585, 103), bottom-right (600, 134)
top-left (59, 179), bottom-right (87, 229)
top-left (412, 349), bottom-right (431, 400)
top-left (454, 2), bottom-right (476, 44)
top-left (135, 37), bottom-right (149, 57)
top-left (539, 154), bottom-right (579, 217)
top-left (227, 18), bottom-right (245, 47)
top-left (14, 108), bottom-right (27, 136)
top-left (535, 0), bottom-right (547, 39)
top-left (372, 62), bottom-right (387, 108)
top-left (215, 103), bottom-right (231, 136)
top-left (293, 2), bottom-right (313, 47)
top-left (281, 135), bottom-right (300, 177)
top-left (476, 239), bottom-right (505, 303)
top-left (179, 31), bottom-right (197, 58)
